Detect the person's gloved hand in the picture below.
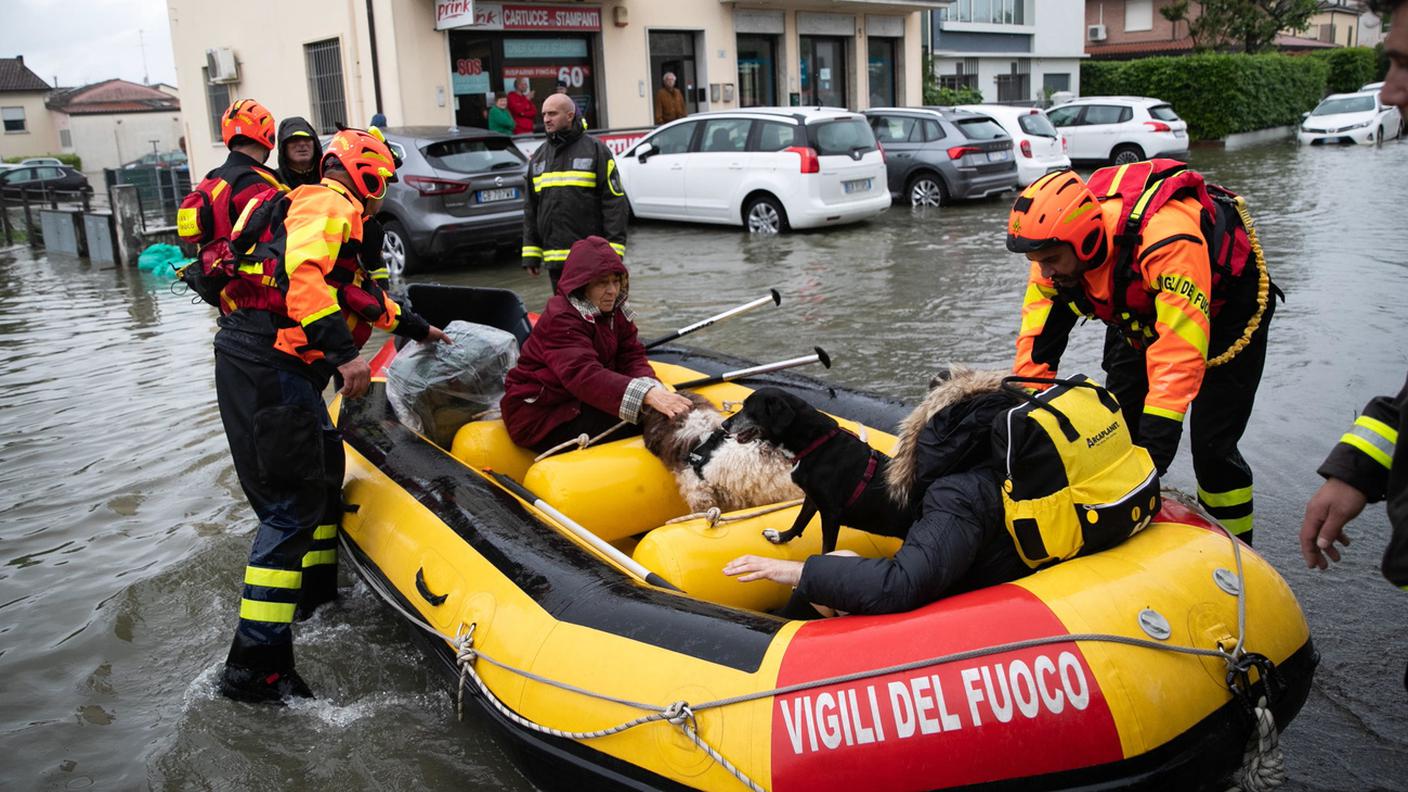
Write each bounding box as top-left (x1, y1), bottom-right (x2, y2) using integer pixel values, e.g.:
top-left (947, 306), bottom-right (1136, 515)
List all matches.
top-left (1139, 412), bottom-right (1183, 475)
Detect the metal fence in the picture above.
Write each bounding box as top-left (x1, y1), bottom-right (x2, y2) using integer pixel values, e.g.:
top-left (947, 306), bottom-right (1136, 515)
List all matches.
top-left (104, 165), bottom-right (191, 228)
top-left (0, 186), bottom-right (93, 247)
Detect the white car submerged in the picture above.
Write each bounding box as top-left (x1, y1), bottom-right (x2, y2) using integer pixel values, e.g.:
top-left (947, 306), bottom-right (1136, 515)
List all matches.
top-left (956, 104), bottom-right (1071, 185)
top-left (617, 107), bottom-right (890, 234)
top-left (1298, 91), bottom-right (1402, 146)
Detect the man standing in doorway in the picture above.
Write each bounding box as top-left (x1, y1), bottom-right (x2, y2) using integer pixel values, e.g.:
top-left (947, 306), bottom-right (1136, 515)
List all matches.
top-left (654, 72), bottom-right (686, 126)
top-left (507, 78), bottom-right (536, 134)
top-left (520, 93), bottom-right (628, 297)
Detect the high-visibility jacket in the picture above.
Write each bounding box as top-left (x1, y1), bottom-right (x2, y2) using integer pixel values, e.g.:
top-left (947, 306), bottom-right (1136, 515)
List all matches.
top-left (520, 124), bottom-right (628, 272)
top-left (1016, 192), bottom-right (1212, 423)
top-left (214, 178), bottom-right (427, 381)
top-left (1317, 373), bottom-right (1408, 589)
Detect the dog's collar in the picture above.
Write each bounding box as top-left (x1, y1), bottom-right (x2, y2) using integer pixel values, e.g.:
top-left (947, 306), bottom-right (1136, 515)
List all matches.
top-left (792, 426), bottom-right (843, 462)
top-left (846, 449), bottom-right (880, 509)
top-left (688, 428), bottom-right (729, 477)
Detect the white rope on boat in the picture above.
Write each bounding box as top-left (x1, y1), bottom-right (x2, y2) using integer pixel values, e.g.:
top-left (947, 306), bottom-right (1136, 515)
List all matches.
top-left (664, 499), bottom-right (804, 528)
top-left (532, 420), bottom-right (629, 462)
top-left (343, 486), bottom-right (1286, 791)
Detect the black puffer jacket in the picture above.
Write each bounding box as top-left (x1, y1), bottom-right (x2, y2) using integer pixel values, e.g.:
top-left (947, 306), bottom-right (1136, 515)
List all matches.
top-left (275, 117), bottom-right (323, 189)
top-left (795, 377), bottom-right (1031, 615)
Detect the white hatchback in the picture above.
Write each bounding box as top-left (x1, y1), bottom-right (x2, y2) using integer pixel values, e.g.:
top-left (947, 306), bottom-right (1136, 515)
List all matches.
top-left (1297, 91), bottom-right (1402, 146)
top-left (956, 104), bottom-right (1071, 185)
top-left (618, 108), bottom-right (890, 234)
top-left (1045, 96), bottom-right (1189, 165)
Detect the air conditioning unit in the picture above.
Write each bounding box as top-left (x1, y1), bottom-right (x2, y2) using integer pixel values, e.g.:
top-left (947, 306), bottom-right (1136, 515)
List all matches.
top-left (1087, 24), bottom-right (1108, 42)
top-left (205, 48), bottom-right (239, 84)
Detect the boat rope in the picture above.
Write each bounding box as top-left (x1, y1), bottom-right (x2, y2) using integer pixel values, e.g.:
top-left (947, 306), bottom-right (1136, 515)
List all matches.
top-left (532, 420), bottom-right (629, 462)
top-left (664, 499), bottom-right (804, 528)
top-left (344, 486), bottom-right (1281, 791)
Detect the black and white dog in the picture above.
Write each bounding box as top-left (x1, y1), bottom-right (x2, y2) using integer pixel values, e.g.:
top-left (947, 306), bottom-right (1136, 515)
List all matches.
top-left (723, 387), bottom-right (909, 554)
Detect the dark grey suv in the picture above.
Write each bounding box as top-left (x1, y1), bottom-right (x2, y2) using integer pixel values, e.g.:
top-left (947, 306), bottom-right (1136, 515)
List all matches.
top-left (377, 126), bottom-right (528, 276)
top-left (863, 108), bottom-right (1018, 207)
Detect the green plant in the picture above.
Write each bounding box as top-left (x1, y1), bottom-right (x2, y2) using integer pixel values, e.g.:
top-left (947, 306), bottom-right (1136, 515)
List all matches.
top-left (3, 152), bottom-right (83, 170)
top-left (1309, 47), bottom-right (1380, 93)
top-left (1080, 53), bottom-right (1328, 140)
top-left (921, 46), bottom-right (985, 106)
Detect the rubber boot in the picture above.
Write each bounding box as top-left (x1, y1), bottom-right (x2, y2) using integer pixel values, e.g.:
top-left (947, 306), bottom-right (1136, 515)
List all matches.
top-left (219, 635), bottom-right (314, 704)
top-left (294, 566), bottom-right (337, 622)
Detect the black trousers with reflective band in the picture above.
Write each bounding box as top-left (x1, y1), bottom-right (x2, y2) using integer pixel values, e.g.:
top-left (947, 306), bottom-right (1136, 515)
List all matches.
top-left (214, 352), bottom-right (342, 672)
top-left (1102, 295), bottom-right (1273, 543)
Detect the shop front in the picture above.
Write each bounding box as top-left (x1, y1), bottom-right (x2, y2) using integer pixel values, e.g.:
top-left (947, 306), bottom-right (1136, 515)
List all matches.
top-left (437, 2), bottom-right (603, 131)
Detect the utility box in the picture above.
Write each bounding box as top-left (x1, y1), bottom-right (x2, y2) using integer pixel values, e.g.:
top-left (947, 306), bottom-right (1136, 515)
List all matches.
top-left (39, 209), bottom-right (86, 257)
top-left (84, 213), bottom-right (117, 265)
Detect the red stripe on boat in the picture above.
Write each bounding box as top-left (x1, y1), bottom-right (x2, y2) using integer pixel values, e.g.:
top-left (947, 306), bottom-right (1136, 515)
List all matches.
top-left (771, 584), bottom-right (1122, 791)
top-left (368, 338), bottom-right (398, 379)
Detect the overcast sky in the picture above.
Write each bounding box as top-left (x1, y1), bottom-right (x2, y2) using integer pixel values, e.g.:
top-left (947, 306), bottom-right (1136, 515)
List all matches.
top-left (0, 0), bottom-right (178, 88)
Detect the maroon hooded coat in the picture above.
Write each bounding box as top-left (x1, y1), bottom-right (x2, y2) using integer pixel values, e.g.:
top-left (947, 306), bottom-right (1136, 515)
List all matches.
top-left (501, 236), bottom-right (656, 447)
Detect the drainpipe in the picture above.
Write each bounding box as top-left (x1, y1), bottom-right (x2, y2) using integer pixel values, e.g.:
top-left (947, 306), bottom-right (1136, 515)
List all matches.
top-left (366, 0), bottom-right (385, 116)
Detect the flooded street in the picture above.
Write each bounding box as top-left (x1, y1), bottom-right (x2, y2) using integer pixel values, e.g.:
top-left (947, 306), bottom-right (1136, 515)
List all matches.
top-left (2, 140), bottom-right (1406, 790)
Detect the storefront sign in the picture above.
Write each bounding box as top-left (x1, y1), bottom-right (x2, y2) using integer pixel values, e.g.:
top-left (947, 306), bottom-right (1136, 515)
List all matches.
top-left (436, 2), bottom-right (601, 32)
top-left (503, 64), bottom-right (592, 87)
top-left (452, 57), bottom-right (490, 94)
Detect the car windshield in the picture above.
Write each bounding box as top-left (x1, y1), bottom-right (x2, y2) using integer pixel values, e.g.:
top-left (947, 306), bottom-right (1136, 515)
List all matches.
top-left (1017, 113), bottom-right (1057, 138)
top-left (1149, 105), bottom-right (1181, 122)
top-left (955, 117), bottom-right (1008, 140)
top-left (807, 118), bottom-right (877, 156)
top-left (422, 137), bottom-right (524, 173)
top-left (1312, 96), bottom-right (1375, 115)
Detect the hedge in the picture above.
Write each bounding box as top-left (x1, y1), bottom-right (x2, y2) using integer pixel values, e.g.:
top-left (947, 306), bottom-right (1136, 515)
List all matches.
top-left (1309, 47), bottom-right (1380, 94)
top-left (1077, 54), bottom-right (1328, 141)
top-left (3, 152), bottom-right (83, 170)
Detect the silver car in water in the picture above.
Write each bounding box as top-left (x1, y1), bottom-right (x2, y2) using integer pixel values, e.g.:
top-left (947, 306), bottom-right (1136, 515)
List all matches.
top-left (863, 107), bottom-right (1018, 207)
top-left (376, 126), bottom-right (528, 276)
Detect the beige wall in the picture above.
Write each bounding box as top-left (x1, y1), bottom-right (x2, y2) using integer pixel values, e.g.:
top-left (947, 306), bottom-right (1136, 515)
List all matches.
top-left (65, 112), bottom-right (185, 172)
top-left (0, 92), bottom-right (62, 160)
top-left (167, 0), bottom-right (926, 173)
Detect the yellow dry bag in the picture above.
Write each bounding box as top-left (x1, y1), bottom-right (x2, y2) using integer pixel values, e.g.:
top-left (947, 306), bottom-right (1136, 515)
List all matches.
top-left (994, 375), bottom-right (1160, 569)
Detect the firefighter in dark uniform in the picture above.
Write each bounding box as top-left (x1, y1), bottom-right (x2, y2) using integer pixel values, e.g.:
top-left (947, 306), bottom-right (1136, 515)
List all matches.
top-left (520, 92), bottom-right (628, 296)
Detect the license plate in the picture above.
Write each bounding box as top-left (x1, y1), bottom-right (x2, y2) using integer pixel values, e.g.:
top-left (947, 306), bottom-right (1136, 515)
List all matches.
top-left (476, 187), bottom-right (519, 203)
top-left (1174, 130), bottom-right (1186, 138)
top-left (843, 178), bottom-right (872, 194)
top-left (987, 149), bottom-right (1011, 162)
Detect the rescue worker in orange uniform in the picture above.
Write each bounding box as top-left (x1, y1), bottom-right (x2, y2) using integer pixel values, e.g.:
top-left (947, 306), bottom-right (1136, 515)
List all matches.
top-left (1006, 166), bottom-right (1277, 542)
top-left (176, 99), bottom-right (287, 303)
top-left (214, 128), bottom-right (447, 703)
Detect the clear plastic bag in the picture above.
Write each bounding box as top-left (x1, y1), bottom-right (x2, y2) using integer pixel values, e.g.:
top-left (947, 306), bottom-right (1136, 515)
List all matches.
top-left (386, 321), bottom-right (519, 447)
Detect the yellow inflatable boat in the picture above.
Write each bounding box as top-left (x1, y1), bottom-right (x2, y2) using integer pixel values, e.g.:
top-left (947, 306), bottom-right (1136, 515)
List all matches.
top-left (336, 287), bottom-right (1314, 791)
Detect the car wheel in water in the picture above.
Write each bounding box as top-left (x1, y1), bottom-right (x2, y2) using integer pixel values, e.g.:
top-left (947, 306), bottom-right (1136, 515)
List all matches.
top-left (907, 173), bottom-right (946, 208)
top-left (744, 195), bottom-right (788, 235)
top-left (380, 219), bottom-right (420, 278)
top-left (1111, 144), bottom-right (1144, 165)
top-left (1376, 126), bottom-right (1384, 146)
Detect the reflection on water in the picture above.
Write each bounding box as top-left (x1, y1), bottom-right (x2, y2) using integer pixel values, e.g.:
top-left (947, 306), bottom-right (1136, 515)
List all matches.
top-left (0, 141), bottom-right (1405, 790)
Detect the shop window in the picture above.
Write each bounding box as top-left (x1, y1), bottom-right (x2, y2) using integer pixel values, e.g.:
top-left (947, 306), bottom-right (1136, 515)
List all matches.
top-left (304, 38), bottom-right (348, 134)
top-left (942, 0), bottom-right (1025, 25)
top-left (2, 106), bottom-right (26, 133)
top-left (650, 31), bottom-right (700, 116)
top-left (867, 38), bottom-right (897, 107)
top-left (202, 67), bottom-right (232, 142)
top-left (737, 34), bottom-right (778, 108)
top-left (800, 36), bottom-right (848, 108)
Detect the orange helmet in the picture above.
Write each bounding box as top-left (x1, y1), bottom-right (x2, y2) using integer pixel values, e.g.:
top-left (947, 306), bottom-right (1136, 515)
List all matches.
top-left (321, 127), bottom-right (397, 202)
top-left (1006, 170), bottom-right (1107, 262)
top-left (220, 98), bottom-right (276, 151)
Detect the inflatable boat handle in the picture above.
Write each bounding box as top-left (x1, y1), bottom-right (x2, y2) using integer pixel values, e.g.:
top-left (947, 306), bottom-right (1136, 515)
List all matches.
top-left (487, 471), bottom-right (682, 592)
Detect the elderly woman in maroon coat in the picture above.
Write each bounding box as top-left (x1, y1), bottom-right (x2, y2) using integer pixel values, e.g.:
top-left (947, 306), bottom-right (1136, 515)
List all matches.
top-left (502, 236), bottom-right (693, 452)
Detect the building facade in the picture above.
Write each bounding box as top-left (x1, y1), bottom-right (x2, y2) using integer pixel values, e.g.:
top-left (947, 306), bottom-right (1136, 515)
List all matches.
top-left (928, 0), bottom-right (1086, 104)
top-left (0, 57), bottom-right (62, 161)
top-left (1084, 0), bottom-right (1366, 59)
top-left (167, 0), bottom-right (940, 177)
top-left (47, 80), bottom-right (184, 172)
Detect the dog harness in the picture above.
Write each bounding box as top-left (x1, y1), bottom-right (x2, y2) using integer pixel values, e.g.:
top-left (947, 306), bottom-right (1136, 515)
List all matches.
top-left (790, 426), bottom-right (880, 509)
top-left (687, 428), bottom-right (729, 478)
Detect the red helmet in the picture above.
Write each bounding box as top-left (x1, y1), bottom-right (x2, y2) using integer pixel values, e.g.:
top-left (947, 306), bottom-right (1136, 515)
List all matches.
top-left (321, 128), bottom-right (397, 202)
top-left (1006, 170), bottom-right (1106, 262)
top-left (220, 98), bottom-right (276, 151)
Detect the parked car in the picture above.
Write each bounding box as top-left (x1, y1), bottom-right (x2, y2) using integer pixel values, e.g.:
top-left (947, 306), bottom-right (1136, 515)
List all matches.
top-left (374, 126), bottom-right (528, 276)
top-left (0, 165), bottom-right (92, 198)
top-left (1361, 81), bottom-right (1385, 93)
top-left (863, 107), bottom-right (1018, 206)
top-left (123, 151), bottom-right (188, 169)
top-left (618, 107), bottom-right (889, 234)
top-left (1045, 97), bottom-right (1189, 165)
top-left (955, 104), bottom-right (1071, 186)
top-left (1297, 91), bottom-right (1402, 146)
top-left (18, 157), bottom-right (64, 167)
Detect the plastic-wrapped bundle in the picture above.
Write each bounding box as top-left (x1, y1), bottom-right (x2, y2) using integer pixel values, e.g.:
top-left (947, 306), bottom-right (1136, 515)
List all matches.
top-left (386, 320), bottom-right (519, 447)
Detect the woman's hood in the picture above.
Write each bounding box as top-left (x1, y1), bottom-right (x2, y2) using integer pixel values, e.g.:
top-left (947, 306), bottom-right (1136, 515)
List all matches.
top-left (886, 367), bottom-right (1012, 506)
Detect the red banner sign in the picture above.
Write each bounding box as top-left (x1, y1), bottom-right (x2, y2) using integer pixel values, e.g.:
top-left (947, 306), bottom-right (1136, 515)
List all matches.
top-left (501, 4), bottom-right (600, 31)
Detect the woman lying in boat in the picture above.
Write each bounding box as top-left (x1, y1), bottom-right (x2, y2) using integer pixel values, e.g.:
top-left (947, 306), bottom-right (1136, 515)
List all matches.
top-left (725, 369), bottom-right (1034, 616)
top-left (501, 235), bottom-right (693, 453)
